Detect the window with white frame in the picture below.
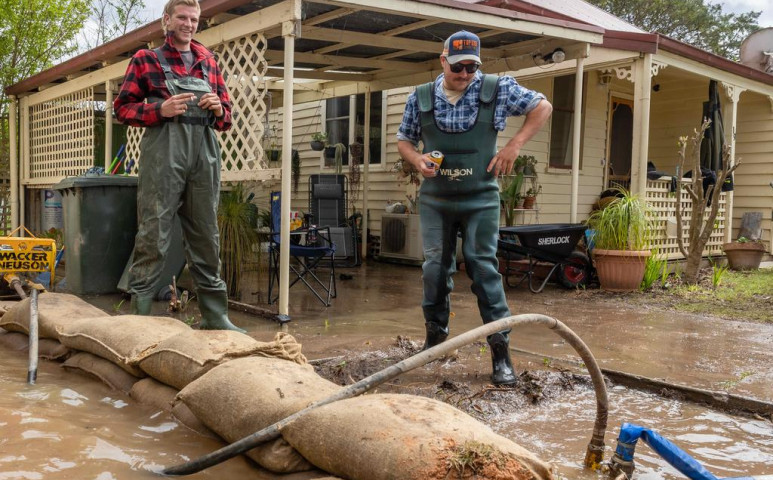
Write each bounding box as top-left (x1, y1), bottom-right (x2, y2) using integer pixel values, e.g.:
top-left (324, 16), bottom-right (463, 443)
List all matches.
top-left (549, 74), bottom-right (586, 169)
top-left (323, 92), bottom-right (382, 166)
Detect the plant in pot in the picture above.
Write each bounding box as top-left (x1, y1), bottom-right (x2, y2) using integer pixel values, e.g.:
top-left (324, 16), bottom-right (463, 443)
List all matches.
top-left (722, 236), bottom-right (766, 270)
top-left (310, 132), bottom-right (328, 151)
top-left (499, 172), bottom-right (524, 227)
top-left (522, 182), bottom-right (541, 209)
top-left (586, 187), bottom-right (653, 291)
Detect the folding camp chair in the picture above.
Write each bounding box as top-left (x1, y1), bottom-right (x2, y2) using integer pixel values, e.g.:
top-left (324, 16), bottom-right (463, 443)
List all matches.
top-left (267, 191), bottom-right (337, 306)
top-left (308, 174), bottom-right (361, 267)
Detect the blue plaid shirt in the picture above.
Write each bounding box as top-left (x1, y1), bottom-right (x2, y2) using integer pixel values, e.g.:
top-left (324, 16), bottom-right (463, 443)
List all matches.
top-left (397, 71), bottom-right (545, 144)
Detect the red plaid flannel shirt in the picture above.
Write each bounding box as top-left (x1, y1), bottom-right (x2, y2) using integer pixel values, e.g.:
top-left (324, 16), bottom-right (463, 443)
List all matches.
top-left (114, 34), bottom-right (232, 131)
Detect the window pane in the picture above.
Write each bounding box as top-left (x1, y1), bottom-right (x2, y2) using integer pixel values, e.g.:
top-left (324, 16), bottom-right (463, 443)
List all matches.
top-left (355, 92), bottom-right (382, 164)
top-left (549, 74), bottom-right (581, 169)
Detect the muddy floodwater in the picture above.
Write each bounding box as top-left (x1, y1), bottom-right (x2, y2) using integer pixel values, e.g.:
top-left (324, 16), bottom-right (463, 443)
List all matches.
top-left (1, 261), bottom-right (772, 478)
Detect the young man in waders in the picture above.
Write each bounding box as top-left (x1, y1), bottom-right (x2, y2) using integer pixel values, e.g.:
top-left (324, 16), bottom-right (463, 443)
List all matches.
top-left (114, 0), bottom-right (243, 332)
top-left (397, 31), bottom-right (552, 384)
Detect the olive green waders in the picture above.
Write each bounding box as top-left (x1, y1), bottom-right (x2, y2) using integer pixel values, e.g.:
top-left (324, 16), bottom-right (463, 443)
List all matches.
top-left (129, 49), bottom-right (244, 333)
top-left (416, 75), bottom-right (515, 384)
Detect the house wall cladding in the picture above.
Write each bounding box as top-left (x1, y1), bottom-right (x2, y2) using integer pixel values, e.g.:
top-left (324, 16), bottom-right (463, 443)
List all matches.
top-left (735, 91), bottom-right (773, 248)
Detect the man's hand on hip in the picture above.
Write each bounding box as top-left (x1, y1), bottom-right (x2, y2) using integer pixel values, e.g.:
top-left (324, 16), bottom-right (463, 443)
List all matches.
top-left (160, 93), bottom-right (196, 118)
top-left (198, 93), bottom-right (224, 117)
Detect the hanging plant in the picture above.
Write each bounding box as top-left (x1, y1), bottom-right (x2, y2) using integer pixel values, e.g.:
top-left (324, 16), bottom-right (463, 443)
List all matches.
top-left (291, 149), bottom-right (300, 193)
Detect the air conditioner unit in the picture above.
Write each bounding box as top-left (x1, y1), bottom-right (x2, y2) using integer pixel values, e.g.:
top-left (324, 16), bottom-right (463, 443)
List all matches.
top-left (380, 213), bottom-right (423, 263)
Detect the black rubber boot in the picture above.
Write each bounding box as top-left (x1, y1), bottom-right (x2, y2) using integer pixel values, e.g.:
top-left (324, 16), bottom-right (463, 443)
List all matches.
top-left (197, 290), bottom-right (246, 333)
top-left (488, 332), bottom-right (517, 385)
top-left (130, 295), bottom-right (153, 315)
top-left (421, 322), bottom-right (449, 351)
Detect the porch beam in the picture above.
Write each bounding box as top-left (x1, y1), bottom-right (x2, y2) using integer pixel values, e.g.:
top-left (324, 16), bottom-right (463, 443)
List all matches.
top-left (721, 83), bottom-right (746, 243)
top-left (631, 54), bottom-right (653, 196)
top-left (314, 0), bottom-right (604, 43)
top-left (362, 87), bottom-right (371, 261)
top-left (279, 12), bottom-right (301, 318)
top-left (9, 97), bottom-right (19, 230)
top-left (264, 50), bottom-right (428, 72)
top-left (570, 54), bottom-right (585, 223)
top-left (654, 51), bottom-right (773, 98)
top-left (104, 81), bottom-right (114, 170)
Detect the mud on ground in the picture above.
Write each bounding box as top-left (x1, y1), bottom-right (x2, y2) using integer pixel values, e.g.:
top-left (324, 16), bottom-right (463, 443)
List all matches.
top-left (312, 336), bottom-right (593, 425)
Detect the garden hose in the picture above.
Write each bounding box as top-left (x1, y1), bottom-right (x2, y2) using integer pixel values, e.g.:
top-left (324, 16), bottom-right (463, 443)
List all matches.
top-left (161, 314), bottom-right (609, 476)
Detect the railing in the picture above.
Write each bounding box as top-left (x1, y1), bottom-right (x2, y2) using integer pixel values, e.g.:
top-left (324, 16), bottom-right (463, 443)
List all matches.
top-left (644, 177), bottom-right (726, 260)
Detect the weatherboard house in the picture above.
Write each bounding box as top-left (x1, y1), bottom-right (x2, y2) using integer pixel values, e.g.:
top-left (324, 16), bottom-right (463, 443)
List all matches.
top-left (4, 0), bottom-right (772, 310)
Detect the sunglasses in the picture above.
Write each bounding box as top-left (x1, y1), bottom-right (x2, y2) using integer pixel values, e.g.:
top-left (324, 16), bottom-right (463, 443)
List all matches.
top-left (448, 62), bottom-right (480, 74)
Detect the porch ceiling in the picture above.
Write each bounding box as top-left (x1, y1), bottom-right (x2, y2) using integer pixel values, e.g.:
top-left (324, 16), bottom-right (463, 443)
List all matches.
top-left (6, 0), bottom-right (603, 100)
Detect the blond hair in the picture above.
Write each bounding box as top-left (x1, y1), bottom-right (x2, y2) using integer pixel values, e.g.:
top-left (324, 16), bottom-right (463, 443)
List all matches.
top-left (161, 0), bottom-right (200, 34)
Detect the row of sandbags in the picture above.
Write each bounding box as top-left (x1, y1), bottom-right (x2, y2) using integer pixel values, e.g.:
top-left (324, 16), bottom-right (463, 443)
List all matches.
top-left (0, 292), bottom-right (555, 480)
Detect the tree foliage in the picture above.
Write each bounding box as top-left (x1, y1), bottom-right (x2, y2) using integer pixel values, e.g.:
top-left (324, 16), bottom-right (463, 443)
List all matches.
top-left (79, 0), bottom-right (148, 52)
top-left (587, 0), bottom-right (761, 60)
top-left (0, 0), bottom-right (90, 113)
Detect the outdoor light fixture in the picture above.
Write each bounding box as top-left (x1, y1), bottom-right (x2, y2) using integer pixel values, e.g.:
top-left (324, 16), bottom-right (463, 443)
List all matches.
top-left (533, 48), bottom-right (566, 66)
top-left (598, 70), bottom-right (613, 86)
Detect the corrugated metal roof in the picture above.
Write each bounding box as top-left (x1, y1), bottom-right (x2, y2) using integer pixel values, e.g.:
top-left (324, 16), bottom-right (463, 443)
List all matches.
top-left (518, 0), bottom-right (644, 32)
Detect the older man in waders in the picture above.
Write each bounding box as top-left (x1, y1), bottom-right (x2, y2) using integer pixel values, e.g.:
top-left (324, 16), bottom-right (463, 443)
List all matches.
top-left (114, 0), bottom-right (243, 332)
top-left (397, 31), bottom-right (552, 384)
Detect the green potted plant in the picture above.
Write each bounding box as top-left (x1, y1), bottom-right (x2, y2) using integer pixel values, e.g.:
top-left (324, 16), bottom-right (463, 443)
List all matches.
top-left (722, 236), bottom-right (766, 270)
top-left (522, 182), bottom-right (541, 209)
top-left (586, 187), bottom-right (653, 291)
top-left (266, 141), bottom-right (281, 163)
top-left (310, 132), bottom-right (328, 151)
top-left (520, 155), bottom-right (538, 176)
top-left (217, 184), bottom-right (259, 299)
top-left (499, 172), bottom-right (524, 227)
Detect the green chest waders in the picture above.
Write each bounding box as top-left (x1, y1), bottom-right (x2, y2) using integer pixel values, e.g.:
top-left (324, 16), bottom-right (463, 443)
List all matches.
top-left (129, 49), bottom-right (244, 333)
top-left (416, 75), bottom-right (515, 384)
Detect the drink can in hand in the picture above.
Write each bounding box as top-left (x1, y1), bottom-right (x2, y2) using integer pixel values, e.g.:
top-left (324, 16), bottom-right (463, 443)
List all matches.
top-left (427, 150), bottom-right (444, 170)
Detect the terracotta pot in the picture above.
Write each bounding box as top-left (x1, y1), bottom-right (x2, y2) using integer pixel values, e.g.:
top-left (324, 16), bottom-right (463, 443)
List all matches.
top-left (723, 241), bottom-right (765, 270)
top-left (592, 249), bottom-right (651, 292)
top-left (522, 196), bottom-right (536, 209)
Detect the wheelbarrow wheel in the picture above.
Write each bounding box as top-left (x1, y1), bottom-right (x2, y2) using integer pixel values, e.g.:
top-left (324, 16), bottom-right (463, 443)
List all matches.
top-left (557, 251), bottom-right (591, 289)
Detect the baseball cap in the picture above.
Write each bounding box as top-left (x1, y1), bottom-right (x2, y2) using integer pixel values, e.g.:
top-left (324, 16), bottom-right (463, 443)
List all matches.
top-left (442, 31), bottom-right (481, 65)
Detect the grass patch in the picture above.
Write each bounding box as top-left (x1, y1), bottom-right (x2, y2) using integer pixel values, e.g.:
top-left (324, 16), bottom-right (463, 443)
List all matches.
top-left (668, 268), bottom-right (773, 323)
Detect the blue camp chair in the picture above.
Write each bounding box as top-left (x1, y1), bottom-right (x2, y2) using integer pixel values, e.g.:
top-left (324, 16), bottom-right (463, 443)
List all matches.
top-left (267, 191), bottom-right (337, 306)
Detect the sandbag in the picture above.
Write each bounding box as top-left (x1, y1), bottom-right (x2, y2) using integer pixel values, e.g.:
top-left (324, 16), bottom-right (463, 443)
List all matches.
top-left (129, 377), bottom-right (218, 439)
top-left (60, 315), bottom-right (189, 377)
top-left (38, 338), bottom-right (72, 361)
top-left (130, 377), bottom-right (177, 412)
top-left (0, 293), bottom-right (106, 340)
top-left (0, 329), bottom-right (71, 360)
top-left (0, 329), bottom-right (29, 351)
top-left (282, 393), bottom-right (555, 480)
top-left (134, 330), bottom-right (307, 390)
top-left (63, 351), bottom-right (140, 394)
top-left (178, 356), bottom-right (341, 473)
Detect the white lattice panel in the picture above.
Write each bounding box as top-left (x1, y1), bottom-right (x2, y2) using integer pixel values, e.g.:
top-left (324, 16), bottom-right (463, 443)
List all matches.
top-left (126, 126), bottom-right (144, 174)
top-left (28, 88), bottom-right (95, 184)
top-left (214, 33), bottom-right (270, 181)
top-left (646, 178), bottom-right (726, 259)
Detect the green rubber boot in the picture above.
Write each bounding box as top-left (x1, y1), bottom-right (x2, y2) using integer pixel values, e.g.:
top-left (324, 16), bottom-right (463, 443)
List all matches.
top-left (130, 295), bottom-right (153, 315)
top-left (197, 290), bottom-right (246, 333)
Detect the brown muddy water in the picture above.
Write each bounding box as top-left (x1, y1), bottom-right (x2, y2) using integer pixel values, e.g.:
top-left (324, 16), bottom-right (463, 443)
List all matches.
top-left (1, 260), bottom-right (772, 479)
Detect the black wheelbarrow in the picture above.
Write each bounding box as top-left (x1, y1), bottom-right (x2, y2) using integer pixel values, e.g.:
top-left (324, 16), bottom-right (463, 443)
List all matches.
top-left (498, 223), bottom-right (592, 293)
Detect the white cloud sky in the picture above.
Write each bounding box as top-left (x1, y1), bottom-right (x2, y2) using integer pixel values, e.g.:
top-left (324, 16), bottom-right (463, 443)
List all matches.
top-left (720, 0), bottom-right (773, 27)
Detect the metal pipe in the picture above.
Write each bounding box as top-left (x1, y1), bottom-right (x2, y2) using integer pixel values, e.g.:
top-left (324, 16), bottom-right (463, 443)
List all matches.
top-left (27, 288), bottom-right (39, 384)
top-left (161, 314), bottom-right (608, 476)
